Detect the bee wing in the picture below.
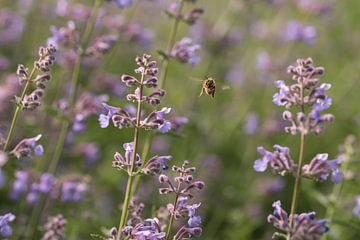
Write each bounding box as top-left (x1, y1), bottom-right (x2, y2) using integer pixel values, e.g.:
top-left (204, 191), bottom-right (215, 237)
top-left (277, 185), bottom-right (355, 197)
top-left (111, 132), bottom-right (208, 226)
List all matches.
top-left (217, 82), bottom-right (231, 90)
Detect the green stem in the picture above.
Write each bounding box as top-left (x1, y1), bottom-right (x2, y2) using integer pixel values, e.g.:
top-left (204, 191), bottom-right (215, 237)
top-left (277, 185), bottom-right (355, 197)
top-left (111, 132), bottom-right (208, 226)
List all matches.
top-left (117, 71), bottom-right (146, 239)
top-left (322, 140), bottom-right (354, 240)
top-left (165, 194), bottom-right (179, 239)
top-left (3, 67), bottom-right (36, 151)
top-left (132, 0), bottom-right (186, 195)
top-left (159, 0), bottom-right (185, 88)
top-left (47, 0), bottom-right (102, 174)
top-left (287, 85), bottom-right (306, 240)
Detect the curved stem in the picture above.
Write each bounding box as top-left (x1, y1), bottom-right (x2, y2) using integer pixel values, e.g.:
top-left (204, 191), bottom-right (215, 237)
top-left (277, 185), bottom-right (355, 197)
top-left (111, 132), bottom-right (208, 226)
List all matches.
top-left (3, 67), bottom-right (36, 151)
top-left (117, 72), bottom-right (145, 239)
top-left (47, 0), bottom-right (102, 174)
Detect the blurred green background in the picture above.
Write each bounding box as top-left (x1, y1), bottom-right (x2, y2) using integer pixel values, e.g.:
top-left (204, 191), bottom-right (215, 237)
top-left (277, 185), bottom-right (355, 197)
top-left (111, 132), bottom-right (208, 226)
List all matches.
top-left (1, 0), bottom-right (360, 239)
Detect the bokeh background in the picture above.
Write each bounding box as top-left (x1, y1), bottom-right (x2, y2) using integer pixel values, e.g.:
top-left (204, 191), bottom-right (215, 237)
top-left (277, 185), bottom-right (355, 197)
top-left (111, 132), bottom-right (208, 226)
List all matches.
top-left (1, 0), bottom-right (360, 239)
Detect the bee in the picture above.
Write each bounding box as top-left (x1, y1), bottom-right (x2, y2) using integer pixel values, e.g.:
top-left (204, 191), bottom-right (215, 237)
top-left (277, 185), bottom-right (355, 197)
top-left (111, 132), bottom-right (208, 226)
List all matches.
top-left (199, 76), bottom-right (217, 98)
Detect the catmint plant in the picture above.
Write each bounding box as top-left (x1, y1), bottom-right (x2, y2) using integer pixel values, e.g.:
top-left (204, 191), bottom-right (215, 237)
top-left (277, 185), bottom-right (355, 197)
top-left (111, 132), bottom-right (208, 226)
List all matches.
top-left (254, 58), bottom-right (337, 239)
top-left (99, 54), bottom-right (172, 239)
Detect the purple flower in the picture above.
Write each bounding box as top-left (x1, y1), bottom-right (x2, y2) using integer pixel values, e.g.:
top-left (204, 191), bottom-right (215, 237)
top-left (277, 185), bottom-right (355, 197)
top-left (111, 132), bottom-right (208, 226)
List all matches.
top-left (112, 0), bottom-right (134, 8)
top-left (10, 171), bottom-right (30, 200)
top-left (302, 153), bottom-right (343, 184)
top-left (0, 213), bottom-right (15, 238)
top-left (254, 145), bottom-right (296, 175)
top-left (170, 38), bottom-right (201, 66)
top-left (268, 201), bottom-right (329, 239)
top-left (61, 181), bottom-right (88, 202)
top-left (26, 173), bottom-right (54, 204)
top-left (244, 112), bottom-right (259, 135)
top-left (272, 80), bottom-right (293, 107)
top-left (353, 196), bottom-right (360, 217)
top-left (113, 142), bottom-right (141, 171)
top-left (98, 103), bottom-right (121, 128)
top-left (142, 155), bottom-right (172, 175)
top-left (0, 169), bottom-right (5, 189)
top-left (11, 134), bottom-right (44, 159)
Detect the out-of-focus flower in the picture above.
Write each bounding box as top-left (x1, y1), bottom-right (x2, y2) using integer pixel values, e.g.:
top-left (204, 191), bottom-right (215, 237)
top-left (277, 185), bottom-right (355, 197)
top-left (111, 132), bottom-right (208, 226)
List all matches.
top-left (111, 0), bottom-right (134, 8)
top-left (244, 112), bottom-right (259, 135)
top-left (281, 20), bottom-right (317, 45)
top-left (353, 196), bottom-right (360, 217)
top-left (11, 134), bottom-right (44, 159)
top-left (41, 214), bottom-right (67, 240)
top-left (75, 142), bottom-right (100, 166)
top-left (86, 35), bottom-right (118, 58)
top-left (47, 21), bottom-right (79, 48)
top-left (302, 154), bottom-right (344, 184)
top-left (60, 178), bottom-right (89, 202)
top-left (0, 75), bottom-right (20, 116)
top-left (0, 9), bottom-right (24, 45)
top-left (170, 38), bottom-right (201, 66)
top-left (10, 171), bottom-right (31, 200)
top-left (0, 213), bottom-right (16, 238)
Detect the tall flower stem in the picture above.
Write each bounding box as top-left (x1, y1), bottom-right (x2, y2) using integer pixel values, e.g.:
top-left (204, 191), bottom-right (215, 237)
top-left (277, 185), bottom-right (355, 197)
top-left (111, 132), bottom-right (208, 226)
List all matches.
top-left (166, 195), bottom-right (179, 239)
top-left (288, 85), bottom-right (306, 240)
top-left (159, 0), bottom-right (185, 88)
top-left (131, 0), bottom-right (186, 194)
top-left (47, 0), bottom-right (102, 174)
top-left (3, 67), bottom-right (36, 151)
top-left (165, 182), bottom-right (181, 240)
top-left (117, 72), bottom-right (146, 239)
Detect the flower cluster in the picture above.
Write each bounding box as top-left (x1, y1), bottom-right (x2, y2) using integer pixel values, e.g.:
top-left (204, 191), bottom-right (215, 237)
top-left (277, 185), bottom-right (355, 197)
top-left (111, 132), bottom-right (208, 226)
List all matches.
top-left (254, 145), bottom-right (297, 175)
top-left (273, 58), bottom-right (333, 135)
top-left (112, 142), bottom-right (172, 175)
top-left (16, 44), bottom-right (56, 110)
top-left (282, 20), bottom-right (317, 45)
top-left (254, 58), bottom-right (337, 239)
top-left (165, 2), bottom-right (204, 26)
top-left (10, 171), bottom-right (53, 204)
top-left (268, 201), bottom-right (329, 240)
top-left (58, 93), bottom-right (108, 133)
top-left (0, 213), bottom-right (15, 238)
top-left (170, 37), bottom-right (201, 66)
top-left (41, 214), bottom-right (67, 240)
top-left (159, 160), bottom-right (205, 239)
top-left (119, 217), bottom-right (165, 240)
top-left (10, 171), bottom-right (89, 204)
top-left (99, 54), bottom-right (171, 133)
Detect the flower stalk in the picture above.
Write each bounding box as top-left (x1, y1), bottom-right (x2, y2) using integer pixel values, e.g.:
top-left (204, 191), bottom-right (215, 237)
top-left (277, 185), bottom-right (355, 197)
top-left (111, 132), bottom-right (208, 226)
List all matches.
top-left (117, 70), bottom-right (146, 238)
top-left (48, 0), bottom-right (102, 174)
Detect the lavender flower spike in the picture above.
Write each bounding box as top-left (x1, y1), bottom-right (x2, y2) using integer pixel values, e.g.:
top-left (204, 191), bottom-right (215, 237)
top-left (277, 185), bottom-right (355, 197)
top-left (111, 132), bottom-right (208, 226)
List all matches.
top-left (353, 196), bottom-right (360, 217)
top-left (112, 0), bottom-right (134, 8)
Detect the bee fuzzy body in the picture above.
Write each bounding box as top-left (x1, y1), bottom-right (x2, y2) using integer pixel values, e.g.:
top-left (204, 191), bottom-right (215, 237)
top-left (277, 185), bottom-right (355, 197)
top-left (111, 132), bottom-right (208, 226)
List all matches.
top-left (200, 77), bottom-right (216, 98)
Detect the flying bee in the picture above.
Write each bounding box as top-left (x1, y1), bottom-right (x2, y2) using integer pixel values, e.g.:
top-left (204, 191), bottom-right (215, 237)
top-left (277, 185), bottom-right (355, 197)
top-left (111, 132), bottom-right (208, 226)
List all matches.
top-left (191, 76), bottom-right (229, 98)
top-left (200, 76), bottom-right (216, 98)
